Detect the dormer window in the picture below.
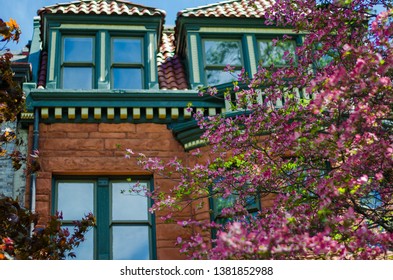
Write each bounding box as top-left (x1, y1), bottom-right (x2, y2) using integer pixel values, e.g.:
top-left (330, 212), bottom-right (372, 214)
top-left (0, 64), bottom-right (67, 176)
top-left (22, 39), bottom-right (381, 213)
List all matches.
top-left (60, 35), bottom-right (146, 90)
top-left (203, 39), bottom-right (243, 85)
top-left (62, 37), bottom-right (94, 89)
top-left (111, 37), bottom-right (143, 89)
top-left (38, 0), bottom-right (164, 90)
top-left (258, 39), bottom-right (297, 67)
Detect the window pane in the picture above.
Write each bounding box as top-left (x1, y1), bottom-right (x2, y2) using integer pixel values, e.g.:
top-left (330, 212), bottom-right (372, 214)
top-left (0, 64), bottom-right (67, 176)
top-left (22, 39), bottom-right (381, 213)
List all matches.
top-left (112, 226), bottom-right (150, 260)
top-left (113, 38), bottom-right (142, 63)
top-left (57, 182), bottom-right (94, 221)
top-left (361, 190), bottom-right (383, 209)
top-left (215, 195), bottom-right (237, 214)
top-left (63, 227), bottom-right (95, 260)
top-left (112, 182), bottom-right (148, 221)
top-left (204, 40), bottom-right (242, 66)
top-left (63, 67), bottom-right (93, 89)
top-left (64, 37), bottom-right (93, 62)
top-left (206, 69), bottom-right (241, 85)
top-left (259, 40), bottom-right (296, 67)
top-left (112, 68), bottom-right (142, 89)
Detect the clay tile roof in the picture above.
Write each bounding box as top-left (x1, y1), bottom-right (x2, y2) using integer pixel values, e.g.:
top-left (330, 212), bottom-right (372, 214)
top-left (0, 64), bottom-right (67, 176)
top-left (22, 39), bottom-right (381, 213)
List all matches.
top-left (38, 0), bottom-right (165, 17)
top-left (177, 0), bottom-right (270, 19)
top-left (157, 30), bottom-right (189, 90)
top-left (37, 51), bottom-right (48, 89)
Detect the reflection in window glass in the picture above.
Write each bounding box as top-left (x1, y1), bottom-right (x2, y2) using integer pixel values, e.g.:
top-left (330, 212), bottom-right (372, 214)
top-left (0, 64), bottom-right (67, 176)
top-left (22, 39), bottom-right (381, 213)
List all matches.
top-left (112, 226), bottom-right (150, 260)
top-left (204, 40), bottom-right (242, 85)
top-left (113, 38), bottom-right (142, 63)
top-left (63, 67), bottom-right (93, 89)
top-left (204, 40), bottom-right (242, 66)
top-left (361, 190), bottom-right (383, 209)
top-left (64, 37), bottom-right (93, 62)
top-left (57, 182), bottom-right (94, 221)
top-left (63, 227), bottom-right (95, 260)
top-left (55, 178), bottom-right (152, 260)
top-left (212, 186), bottom-right (260, 226)
top-left (206, 69), bottom-right (241, 85)
top-left (259, 40), bottom-right (296, 67)
top-left (112, 182), bottom-right (148, 220)
top-left (112, 68), bottom-right (142, 89)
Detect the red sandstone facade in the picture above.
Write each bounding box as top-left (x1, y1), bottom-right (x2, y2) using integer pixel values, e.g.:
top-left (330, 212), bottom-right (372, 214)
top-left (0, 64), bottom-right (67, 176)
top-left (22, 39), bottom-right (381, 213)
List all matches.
top-left (20, 0), bottom-right (284, 259)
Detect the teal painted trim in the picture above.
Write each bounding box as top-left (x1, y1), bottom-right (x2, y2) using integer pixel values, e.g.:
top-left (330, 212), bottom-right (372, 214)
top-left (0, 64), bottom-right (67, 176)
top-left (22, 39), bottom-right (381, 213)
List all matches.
top-left (34, 109), bottom-right (192, 124)
top-left (178, 132), bottom-right (204, 146)
top-left (146, 31), bottom-right (159, 89)
top-left (97, 178), bottom-right (110, 260)
top-left (45, 29), bottom-right (60, 89)
top-left (242, 34), bottom-right (253, 78)
top-left (178, 17), bottom-right (290, 29)
top-left (170, 107), bottom-right (254, 150)
top-left (149, 177), bottom-right (157, 260)
top-left (43, 14), bottom-right (163, 28)
top-left (169, 119), bottom-right (199, 133)
top-left (169, 119), bottom-right (203, 146)
top-left (98, 30), bottom-right (110, 90)
top-left (26, 90), bottom-right (224, 109)
top-left (187, 32), bottom-right (204, 89)
top-left (52, 176), bottom-right (154, 260)
top-left (198, 33), bottom-right (250, 87)
top-left (28, 17), bottom-right (42, 83)
top-left (51, 177), bottom-right (56, 216)
top-left (44, 14), bottom-right (162, 90)
top-left (176, 16), bottom-right (295, 52)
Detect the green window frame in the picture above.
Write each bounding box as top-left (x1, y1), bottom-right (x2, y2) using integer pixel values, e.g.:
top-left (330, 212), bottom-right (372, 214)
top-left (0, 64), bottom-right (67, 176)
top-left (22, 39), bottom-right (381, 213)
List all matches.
top-left (257, 38), bottom-right (297, 67)
top-left (202, 38), bottom-right (243, 86)
top-left (209, 177), bottom-right (261, 228)
top-left (53, 176), bottom-right (155, 260)
top-left (59, 34), bottom-right (146, 90)
top-left (111, 37), bottom-right (144, 90)
top-left (61, 36), bottom-right (95, 89)
top-left (210, 192), bottom-right (261, 226)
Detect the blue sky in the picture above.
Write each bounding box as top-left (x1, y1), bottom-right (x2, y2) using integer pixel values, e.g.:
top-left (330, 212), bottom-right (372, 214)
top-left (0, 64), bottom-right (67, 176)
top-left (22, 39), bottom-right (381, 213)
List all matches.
top-left (0, 0), bottom-right (221, 51)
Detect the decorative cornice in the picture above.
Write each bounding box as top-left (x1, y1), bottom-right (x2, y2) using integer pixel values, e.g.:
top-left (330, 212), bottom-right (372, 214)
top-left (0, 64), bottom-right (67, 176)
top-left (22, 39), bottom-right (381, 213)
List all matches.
top-left (23, 90), bottom-right (226, 125)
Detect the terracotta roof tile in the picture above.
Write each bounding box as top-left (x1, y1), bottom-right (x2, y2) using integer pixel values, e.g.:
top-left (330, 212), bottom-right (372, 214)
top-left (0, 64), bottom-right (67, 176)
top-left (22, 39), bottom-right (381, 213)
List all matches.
top-left (37, 51), bottom-right (48, 89)
top-left (177, 0), bottom-right (269, 19)
top-left (157, 31), bottom-right (189, 90)
top-left (38, 0), bottom-right (165, 17)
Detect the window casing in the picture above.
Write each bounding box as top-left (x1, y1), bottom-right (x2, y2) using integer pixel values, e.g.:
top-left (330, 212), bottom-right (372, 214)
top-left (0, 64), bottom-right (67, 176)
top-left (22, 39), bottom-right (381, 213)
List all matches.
top-left (54, 177), bottom-right (154, 260)
top-left (60, 35), bottom-right (144, 90)
top-left (111, 37), bottom-right (143, 89)
top-left (258, 39), bottom-right (297, 67)
top-left (211, 193), bottom-right (260, 225)
top-left (203, 39), bottom-right (243, 85)
top-left (62, 36), bottom-right (95, 89)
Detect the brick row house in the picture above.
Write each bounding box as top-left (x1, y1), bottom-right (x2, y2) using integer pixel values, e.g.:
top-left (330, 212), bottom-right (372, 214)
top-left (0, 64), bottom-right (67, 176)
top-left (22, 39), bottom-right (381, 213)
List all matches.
top-left (14, 0), bottom-right (302, 259)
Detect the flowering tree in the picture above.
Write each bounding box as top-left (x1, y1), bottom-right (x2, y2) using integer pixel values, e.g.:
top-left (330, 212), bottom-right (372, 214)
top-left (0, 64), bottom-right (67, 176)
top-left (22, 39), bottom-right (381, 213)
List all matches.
top-left (0, 19), bottom-right (95, 260)
top-left (126, 0), bottom-right (393, 259)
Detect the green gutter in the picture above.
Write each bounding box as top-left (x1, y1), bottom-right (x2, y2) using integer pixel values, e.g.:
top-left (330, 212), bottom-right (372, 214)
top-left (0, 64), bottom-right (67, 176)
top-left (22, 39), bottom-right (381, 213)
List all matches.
top-left (26, 90), bottom-right (225, 110)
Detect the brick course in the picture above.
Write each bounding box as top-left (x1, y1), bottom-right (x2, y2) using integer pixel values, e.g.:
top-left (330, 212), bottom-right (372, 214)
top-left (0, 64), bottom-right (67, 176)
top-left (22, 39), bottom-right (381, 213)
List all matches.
top-left (30, 122), bottom-right (189, 259)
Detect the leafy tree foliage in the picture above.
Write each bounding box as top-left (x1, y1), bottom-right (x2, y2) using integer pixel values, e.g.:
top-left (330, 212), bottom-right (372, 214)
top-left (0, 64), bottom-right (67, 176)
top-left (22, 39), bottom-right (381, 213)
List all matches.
top-left (127, 0), bottom-right (393, 259)
top-left (0, 19), bottom-right (95, 260)
top-left (0, 195), bottom-right (95, 260)
top-left (0, 18), bottom-right (24, 167)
